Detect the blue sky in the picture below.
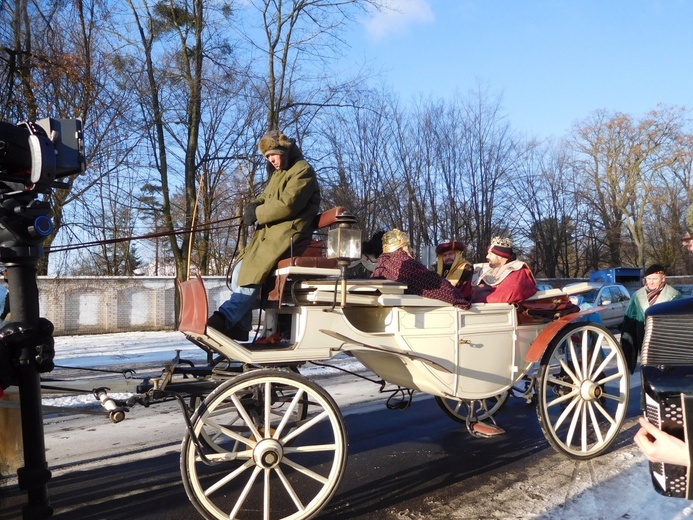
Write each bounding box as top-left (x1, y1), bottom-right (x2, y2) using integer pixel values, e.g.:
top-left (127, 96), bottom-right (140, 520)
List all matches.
top-left (342, 0), bottom-right (693, 139)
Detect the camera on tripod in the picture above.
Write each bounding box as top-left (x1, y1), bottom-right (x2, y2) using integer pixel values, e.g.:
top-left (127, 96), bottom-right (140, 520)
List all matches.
top-left (0, 117), bottom-right (84, 193)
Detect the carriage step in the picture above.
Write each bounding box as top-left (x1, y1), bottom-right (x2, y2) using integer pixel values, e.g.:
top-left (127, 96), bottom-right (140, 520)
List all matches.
top-left (470, 421), bottom-right (505, 438)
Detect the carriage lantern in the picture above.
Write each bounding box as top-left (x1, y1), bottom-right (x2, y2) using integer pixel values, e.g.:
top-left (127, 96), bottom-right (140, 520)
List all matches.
top-left (326, 212), bottom-right (361, 306)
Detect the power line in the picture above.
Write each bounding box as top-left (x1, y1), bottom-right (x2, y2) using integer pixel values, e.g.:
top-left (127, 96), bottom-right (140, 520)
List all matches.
top-left (45, 216), bottom-right (241, 253)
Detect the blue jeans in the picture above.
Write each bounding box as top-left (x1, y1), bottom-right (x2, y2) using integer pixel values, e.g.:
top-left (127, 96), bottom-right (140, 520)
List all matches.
top-left (217, 260), bottom-right (260, 332)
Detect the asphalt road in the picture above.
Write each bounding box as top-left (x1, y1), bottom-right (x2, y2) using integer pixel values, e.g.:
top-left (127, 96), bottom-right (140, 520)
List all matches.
top-left (1, 364), bottom-right (645, 520)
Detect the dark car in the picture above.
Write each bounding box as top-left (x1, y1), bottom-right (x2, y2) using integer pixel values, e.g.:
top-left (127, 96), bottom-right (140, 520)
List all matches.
top-left (564, 282), bottom-right (631, 329)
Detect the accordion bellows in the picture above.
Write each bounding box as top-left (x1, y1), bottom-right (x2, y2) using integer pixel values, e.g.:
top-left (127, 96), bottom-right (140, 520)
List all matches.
top-left (641, 297), bottom-right (693, 499)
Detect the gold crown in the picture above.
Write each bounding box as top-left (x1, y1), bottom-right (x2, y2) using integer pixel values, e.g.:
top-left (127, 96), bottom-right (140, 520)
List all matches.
top-left (382, 229), bottom-right (411, 254)
top-left (490, 236), bottom-right (513, 248)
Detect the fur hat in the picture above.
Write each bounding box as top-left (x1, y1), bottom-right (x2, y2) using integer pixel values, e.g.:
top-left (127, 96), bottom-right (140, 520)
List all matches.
top-left (258, 130), bottom-right (295, 157)
top-left (644, 264), bottom-right (665, 277)
top-left (362, 231), bottom-right (385, 257)
top-left (435, 241), bottom-right (465, 255)
top-left (489, 236), bottom-right (513, 259)
top-left (382, 229), bottom-right (412, 254)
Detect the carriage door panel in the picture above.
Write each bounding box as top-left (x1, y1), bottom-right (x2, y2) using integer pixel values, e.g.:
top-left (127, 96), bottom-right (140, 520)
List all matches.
top-left (395, 308), bottom-right (458, 397)
top-left (455, 305), bottom-right (517, 399)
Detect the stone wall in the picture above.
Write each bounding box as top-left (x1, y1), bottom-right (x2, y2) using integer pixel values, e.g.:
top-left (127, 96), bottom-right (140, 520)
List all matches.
top-left (36, 276), bottom-right (232, 336)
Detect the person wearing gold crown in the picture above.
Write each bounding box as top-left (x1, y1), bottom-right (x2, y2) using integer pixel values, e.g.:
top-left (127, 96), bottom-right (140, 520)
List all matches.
top-left (371, 229), bottom-right (471, 309)
top-left (471, 236), bottom-right (537, 303)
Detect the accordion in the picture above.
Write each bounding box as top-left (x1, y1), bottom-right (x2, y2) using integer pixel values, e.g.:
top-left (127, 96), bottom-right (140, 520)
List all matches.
top-left (640, 297), bottom-right (693, 499)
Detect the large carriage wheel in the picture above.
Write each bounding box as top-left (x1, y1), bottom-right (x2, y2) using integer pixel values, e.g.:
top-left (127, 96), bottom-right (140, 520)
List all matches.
top-left (435, 391), bottom-right (510, 423)
top-left (189, 367), bottom-right (308, 454)
top-left (181, 369), bottom-right (347, 520)
top-left (536, 322), bottom-right (629, 459)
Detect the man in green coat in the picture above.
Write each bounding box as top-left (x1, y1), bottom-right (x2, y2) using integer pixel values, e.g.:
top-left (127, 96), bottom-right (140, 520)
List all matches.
top-left (621, 264), bottom-right (681, 373)
top-left (208, 130), bottom-right (321, 340)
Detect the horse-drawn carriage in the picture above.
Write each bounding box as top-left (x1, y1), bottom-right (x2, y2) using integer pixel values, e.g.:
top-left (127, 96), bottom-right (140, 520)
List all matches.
top-left (24, 207), bottom-right (630, 520)
top-left (165, 207), bottom-right (630, 520)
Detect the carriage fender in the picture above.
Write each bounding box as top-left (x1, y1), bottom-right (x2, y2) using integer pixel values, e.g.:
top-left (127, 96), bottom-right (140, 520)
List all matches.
top-left (523, 306), bottom-right (605, 363)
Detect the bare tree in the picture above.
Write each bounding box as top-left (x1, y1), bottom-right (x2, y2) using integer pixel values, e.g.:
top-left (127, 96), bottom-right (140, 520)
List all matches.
top-left (234, 0), bottom-right (382, 131)
top-left (458, 85), bottom-right (519, 262)
top-left (571, 107), bottom-right (687, 268)
top-left (511, 141), bottom-right (581, 277)
top-left (0, 0), bottom-right (130, 274)
top-left (318, 89), bottom-right (393, 231)
top-left (113, 0), bottom-right (244, 282)
top-left (68, 172), bottom-right (145, 275)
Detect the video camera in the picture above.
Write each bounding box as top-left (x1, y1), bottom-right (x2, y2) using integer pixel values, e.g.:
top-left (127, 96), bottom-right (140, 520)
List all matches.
top-left (0, 117), bottom-right (84, 193)
top-left (0, 118), bottom-right (84, 248)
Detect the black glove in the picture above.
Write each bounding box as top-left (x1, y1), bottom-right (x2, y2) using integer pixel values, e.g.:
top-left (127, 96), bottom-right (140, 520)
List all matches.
top-left (242, 202), bottom-right (258, 226)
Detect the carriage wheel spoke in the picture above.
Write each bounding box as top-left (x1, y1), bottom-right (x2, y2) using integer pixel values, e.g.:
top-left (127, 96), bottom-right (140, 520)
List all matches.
top-left (586, 401), bottom-right (605, 445)
top-left (274, 388), bottom-right (305, 439)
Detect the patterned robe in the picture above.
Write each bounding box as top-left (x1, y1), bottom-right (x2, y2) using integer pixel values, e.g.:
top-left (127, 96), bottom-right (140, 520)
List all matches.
top-left (371, 249), bottom-right (471, 309)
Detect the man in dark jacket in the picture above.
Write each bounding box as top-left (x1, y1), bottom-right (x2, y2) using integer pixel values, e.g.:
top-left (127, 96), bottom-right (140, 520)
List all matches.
top-left (208, 130), bottom-right (321, 340)
top-left (621, 264), bottom-right (681, 373)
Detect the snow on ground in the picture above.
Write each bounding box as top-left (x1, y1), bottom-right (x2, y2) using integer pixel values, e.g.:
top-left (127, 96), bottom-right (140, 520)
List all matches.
top-left (47, 330), bottom-right (367, 409)
top-left (8, 331), bottom-right (693, 518)
top-left (53, 330), bottom-right (205, 367)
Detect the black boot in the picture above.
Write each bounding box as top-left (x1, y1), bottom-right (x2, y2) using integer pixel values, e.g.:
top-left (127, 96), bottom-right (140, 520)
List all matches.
top-left (206, 312), bottom-right (249, 341)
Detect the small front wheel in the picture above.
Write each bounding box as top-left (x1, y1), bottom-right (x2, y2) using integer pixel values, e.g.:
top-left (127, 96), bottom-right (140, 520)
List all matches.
top-left (181, 369), bottom-right (347, 520)
top-left (536, 322), bottom-right (629, 459)
top-left (435, 392), bottom-right (510, 423)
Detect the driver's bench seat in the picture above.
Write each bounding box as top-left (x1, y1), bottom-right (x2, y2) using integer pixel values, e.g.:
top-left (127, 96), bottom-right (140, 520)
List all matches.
top-left (264, 206), bottom-right (345, 306)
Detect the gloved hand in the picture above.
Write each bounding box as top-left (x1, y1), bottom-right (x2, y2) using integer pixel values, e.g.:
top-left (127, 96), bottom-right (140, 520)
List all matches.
top-left (242, 202), bottom-right (258, 226)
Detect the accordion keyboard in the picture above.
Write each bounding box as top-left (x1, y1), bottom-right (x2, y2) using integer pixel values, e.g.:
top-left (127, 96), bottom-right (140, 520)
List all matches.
top-left (644, 391), bottom-right (688, 497)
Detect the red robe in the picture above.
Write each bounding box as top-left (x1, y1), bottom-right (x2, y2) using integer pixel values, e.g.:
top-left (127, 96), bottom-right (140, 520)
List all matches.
top-left (471, 266), bottom-right (537, 303)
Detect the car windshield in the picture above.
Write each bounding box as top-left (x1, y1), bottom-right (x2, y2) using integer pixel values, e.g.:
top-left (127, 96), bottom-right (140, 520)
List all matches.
top-left (582, 290), bottom-right (599, 304)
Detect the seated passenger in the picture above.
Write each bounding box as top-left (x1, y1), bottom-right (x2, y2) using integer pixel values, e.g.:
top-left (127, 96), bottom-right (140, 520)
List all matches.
top-left (371, 229), bottom-right (471, 309)
top-left (373, 230), bottom-right (502, 436)
top-left (471, 236), bottom-right (537, 304)
top-left (436, 240), bottom-right (473, 299)
top-left (347, 230), bottom-right (385, 278)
